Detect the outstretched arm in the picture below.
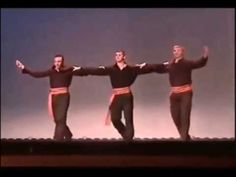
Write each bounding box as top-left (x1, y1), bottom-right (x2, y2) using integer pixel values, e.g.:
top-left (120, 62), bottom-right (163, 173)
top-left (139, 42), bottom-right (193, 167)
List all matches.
top-left (72, 66), bottom-right (89, 76)
top-left (133, 63), bottom-right (154, 75)
top-left (190, 46), bottom-right (209, 69)
top-left (73, 66), bottom-right (110, 76)
top-left (16, 60), bottom-right (50, 78)
top-left (135, 62), bottom-right (168, 74)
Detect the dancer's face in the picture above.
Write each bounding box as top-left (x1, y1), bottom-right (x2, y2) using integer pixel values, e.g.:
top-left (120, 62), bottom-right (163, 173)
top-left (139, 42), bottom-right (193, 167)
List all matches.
top-left (173, 46), bottom-right (185, 59)
top-left (115, 52), bottom-right (126, 63)
top-left (54, 56), bottom-right (63, 69)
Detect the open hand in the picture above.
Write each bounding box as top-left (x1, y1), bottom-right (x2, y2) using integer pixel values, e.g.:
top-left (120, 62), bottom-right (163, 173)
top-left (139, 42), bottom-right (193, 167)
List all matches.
top-left (73, 66), bottom-right (81, 71)
top-left (16, 60), bottom-right (25, 69)
top-left (99, 66), bottom-right (105, 69)
top-left (203, 46), bottom-right (209, 58)
top-left (136, 62), bottom-right (146, 68)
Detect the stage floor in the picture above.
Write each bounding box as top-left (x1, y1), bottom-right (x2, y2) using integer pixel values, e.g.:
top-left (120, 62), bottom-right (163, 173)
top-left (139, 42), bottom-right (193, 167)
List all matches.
top-left (1, 138), bottom-right (235, 167)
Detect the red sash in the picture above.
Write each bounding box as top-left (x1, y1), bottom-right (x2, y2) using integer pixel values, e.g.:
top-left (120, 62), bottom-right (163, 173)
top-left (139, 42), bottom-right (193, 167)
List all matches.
top-left (105, 87), bottom-right (131, 126)
top-left (171, 84), bottom-right (192, 94)
top-left (48, 87), bottom-right (69, 118)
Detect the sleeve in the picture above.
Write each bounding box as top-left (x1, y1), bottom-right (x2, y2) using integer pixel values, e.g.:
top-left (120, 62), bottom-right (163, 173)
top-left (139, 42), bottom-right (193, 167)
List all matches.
top-left (22, 67), bottom-right (50, 78)
top-left (190, 57), bottom-right (208, 69)
top-left (80, 66), bottom-right (111, 76)
top-left (143, 63), bottom-right (169, 74)
top-left (133, 65), bottom-right (154, 75)
top-left (72, 67), bottom-right (89, 76)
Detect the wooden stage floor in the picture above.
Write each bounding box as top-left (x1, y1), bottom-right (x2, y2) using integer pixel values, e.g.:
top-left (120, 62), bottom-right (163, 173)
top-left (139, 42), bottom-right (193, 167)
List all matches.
top-left (1, 138), bottom-right (235, 168)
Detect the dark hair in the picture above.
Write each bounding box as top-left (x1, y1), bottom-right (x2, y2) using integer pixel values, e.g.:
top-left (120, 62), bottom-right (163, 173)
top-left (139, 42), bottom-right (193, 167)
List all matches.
top-left (115, 50), bottom-right (126, 56)
top-left (54, 54), bottom-right (64, 61)
top-left (52, 54), bottom-right (65, 69)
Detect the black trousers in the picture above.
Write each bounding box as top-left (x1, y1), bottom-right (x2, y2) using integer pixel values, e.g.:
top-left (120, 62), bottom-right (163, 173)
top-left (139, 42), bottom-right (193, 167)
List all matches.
top-left (170, 91), bottom-right (193, 141)
top-left (52, 93), bottom-right (73, 140)
top-left (110, 93), bottom-right (134, 140)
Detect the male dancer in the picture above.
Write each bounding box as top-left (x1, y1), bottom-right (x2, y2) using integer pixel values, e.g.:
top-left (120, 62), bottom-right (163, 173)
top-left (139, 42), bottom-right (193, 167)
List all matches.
top-left (16, 55), bottom-right (88, 140)
top-left (74, 50), bottom-right (153, 140)
top-left (144, 45), bottom-right (209, 140)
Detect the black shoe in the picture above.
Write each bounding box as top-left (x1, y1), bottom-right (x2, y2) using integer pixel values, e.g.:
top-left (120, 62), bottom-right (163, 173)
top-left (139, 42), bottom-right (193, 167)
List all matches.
top-left (53, 137), bottom-right (64, 141)
top-left (122, 133), bottom-right (134, 141)
top-left (64, 133), bottom-right (73, 140)
top-left (186, 134), bottom-right (191, 141)
top-left (180, 134), bottom-right (191, 141)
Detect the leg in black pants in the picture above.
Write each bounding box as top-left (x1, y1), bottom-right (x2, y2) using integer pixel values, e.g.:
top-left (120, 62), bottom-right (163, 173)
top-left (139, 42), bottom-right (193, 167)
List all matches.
top-left (170, 92), bottom-right (192, 141)
top-left (123, 94), bottom-right (134, 140)
top-left (110, 94), bottom-right (134, 140)
top-left (52, 93), bottom-right (73, 140)
top-left (180, 92), bottom-right (192, 140)
top-left (110, 95), bottom-right (126, 139)
top-left (170, 93), bottom-right (182, 136)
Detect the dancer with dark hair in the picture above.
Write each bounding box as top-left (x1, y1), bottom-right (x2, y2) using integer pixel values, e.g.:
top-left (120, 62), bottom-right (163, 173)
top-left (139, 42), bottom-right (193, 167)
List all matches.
top-left (16, 55), bottom-right (88, 140)
top-left (73, 50), bottom-right (153, 140)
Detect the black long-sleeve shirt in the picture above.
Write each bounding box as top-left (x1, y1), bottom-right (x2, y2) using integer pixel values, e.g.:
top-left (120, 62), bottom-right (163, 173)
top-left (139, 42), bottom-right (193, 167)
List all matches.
top-left (82, 64), bottom-right (154, 88)
top-left (22, 66), bottom-right (88, 88)
top-left (147, 57), bottom-right (208, 86)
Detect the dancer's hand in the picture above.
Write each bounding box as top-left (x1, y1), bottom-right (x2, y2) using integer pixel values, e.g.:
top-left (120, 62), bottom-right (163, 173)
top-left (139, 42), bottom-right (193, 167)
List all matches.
top-left (16, 60), bottom-right (25, 69)
top-left (203, 46), bottom-right (209, 58)
top-left (99, 66), bottom-right (105, 69)
top-left (73, 66), bottom-right (81, 71)
top-left (136, 62), bottom-right (146, 68)
top-left (163, 61), bottom-right (169, 65)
